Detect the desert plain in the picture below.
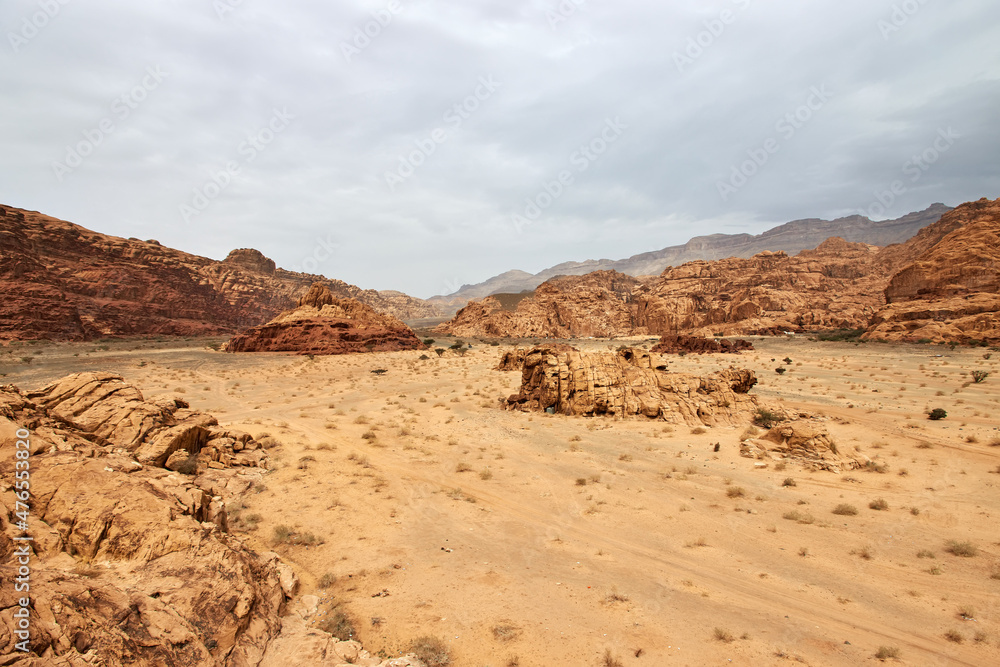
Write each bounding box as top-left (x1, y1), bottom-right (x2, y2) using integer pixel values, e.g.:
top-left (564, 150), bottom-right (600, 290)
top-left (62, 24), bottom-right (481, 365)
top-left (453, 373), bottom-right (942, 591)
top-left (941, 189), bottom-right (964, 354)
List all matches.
top-left (2, 333), bottom-right (998, 667)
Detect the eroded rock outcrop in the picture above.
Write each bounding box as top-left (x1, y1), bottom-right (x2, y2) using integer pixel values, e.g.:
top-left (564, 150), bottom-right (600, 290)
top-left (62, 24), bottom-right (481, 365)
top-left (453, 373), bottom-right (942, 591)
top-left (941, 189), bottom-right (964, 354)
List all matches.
top-left (503, 345), bottom-right (757, 425)
top-left (0, 372), bottom-right (422, 666)
top-left (864, 197), bottom-right (1000, 344)
top-left (439, 271), bottom-right (644, 338)
top-left (740, 420), bottom-right (865, 473)
top-left (224, 284), bottom-right (425, 355)
top-left (651, 334), bottom-right (754, 355)
top-left (0, 373), bottom-right (282, 665)
top-left (0, 206), bottom-right (441, 342)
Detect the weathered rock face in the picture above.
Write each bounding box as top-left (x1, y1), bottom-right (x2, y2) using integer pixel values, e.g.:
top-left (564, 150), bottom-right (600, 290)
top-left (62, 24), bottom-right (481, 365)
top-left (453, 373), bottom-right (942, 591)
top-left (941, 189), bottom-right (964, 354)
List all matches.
top-left (439, 271), bottom-right (645, 338)
top-left (633, 238), bottom-right (895, 336)
top-left (740, 420), bottom-right (865, 473)
top-left (0, 372), bottom-right (282, 665)
top-left (224, 284), bottom-right (425, 355)
top-left (864, 197), bottom-right (1000, 343)
top-left (441, 239), bottom-right (897, 338)
top-left (0, 205), bottom-right (441, 342)
top-left (428, 204), bottom-right (952, 312)
top-left (503, 346), bottom-right (757, 425)
top-left (651, 334), bottom-right (754, 355)
top-left (496, 348), bottom-right (528, 371)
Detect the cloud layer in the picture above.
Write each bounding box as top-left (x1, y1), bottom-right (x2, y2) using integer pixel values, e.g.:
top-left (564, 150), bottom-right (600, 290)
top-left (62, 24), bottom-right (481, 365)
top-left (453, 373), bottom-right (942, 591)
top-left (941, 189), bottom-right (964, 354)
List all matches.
top-left (2, 0), bottom-right (998, 297)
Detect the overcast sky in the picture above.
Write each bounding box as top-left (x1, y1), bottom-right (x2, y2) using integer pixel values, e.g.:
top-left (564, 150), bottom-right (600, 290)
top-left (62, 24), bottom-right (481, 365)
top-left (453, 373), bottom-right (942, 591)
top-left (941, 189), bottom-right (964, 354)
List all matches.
top-left (2, 0), bottom-right (998, 298)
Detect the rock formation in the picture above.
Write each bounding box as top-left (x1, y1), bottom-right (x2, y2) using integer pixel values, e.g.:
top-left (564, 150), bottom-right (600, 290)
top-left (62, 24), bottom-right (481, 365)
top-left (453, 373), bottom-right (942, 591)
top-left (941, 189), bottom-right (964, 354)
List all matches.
top-left (428, 204), bottom-right (951, 311)
top-left (439, 196), bottom-right (1000, 345)
top-left (864, 197), bottom-right (1000, 343)
top-left (740, 420), bottom-right (865, 473)
top-left (650, 334), bottom-right (754, 355)
top-left (439, 271), bottom-right (645, 338)
top-left (441, 239), bottom-right (896, 338)
top-left (0, 372), bottom-right (424, 666)
top-left (0, 372), bottom-right (281, 664)
top-left (223, 284), bottom-right (425, 355)
top-left (0, 205), bottom-right (441, 343)
top-left (495, 348), bottom-right (528, 371)
top-left (503, 345), bottom-right (757, 425)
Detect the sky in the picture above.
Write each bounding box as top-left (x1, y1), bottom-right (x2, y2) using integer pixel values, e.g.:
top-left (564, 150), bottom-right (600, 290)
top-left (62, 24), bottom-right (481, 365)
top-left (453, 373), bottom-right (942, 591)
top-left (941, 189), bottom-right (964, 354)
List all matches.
top-left (1, 0), bottom-right (998, 298)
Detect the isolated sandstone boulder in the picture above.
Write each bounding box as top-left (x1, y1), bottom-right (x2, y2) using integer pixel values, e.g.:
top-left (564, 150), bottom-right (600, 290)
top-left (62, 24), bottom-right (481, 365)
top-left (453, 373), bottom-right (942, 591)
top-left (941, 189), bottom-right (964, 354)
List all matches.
top-left (504, 346), bottom-right (757, 425)
top-left (224, 283), bottom-right (425, 355)
top-left (740, 420), bottom-right (863, 472)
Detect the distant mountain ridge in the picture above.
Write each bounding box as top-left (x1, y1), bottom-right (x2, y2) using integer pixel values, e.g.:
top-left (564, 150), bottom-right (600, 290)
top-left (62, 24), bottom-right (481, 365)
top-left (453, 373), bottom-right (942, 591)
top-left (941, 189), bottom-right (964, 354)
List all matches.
top-left (428, 204), bottom-right (953, 310)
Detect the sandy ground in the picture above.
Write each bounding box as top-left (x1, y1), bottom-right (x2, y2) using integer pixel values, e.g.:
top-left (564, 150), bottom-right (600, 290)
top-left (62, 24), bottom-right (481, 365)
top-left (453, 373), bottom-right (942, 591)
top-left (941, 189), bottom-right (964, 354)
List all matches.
top-left (2, 335), bottom-right (999, 666)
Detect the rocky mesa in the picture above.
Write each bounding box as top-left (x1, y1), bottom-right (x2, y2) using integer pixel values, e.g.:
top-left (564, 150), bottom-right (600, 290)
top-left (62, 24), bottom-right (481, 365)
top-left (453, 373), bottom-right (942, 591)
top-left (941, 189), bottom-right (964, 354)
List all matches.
top-left (0, 205), bottom-right (440, 343)
top-left (223, 283), bottom-right (425, 355)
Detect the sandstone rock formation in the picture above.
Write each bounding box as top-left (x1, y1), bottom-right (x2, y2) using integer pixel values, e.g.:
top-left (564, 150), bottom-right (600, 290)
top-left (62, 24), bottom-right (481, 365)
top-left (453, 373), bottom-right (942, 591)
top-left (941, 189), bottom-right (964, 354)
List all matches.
top-left (650, 334), bottom-right (754, 355)
top-left (740, 420), bottom-right (865, 473)
top-left (428, 205), bottom-right (951, 311)
top-left (0, 372), bottom-right (282, 665)
top-left (439, 271), bottom-right (645, 338)
top-left (223, 284), bottom-right (425, 355)
top-left (495, 348), bottom-right (528, 371)
top-left (441, 239), bottom-right (896, 338)
top-left (503, 345), bottom-right (757, 425)
top-left (864, 197), bottom-right (1000, 343)
top-left (0, 205), bottom-right (441, 343)
top-left (0, 373), bottom-right (422, 666)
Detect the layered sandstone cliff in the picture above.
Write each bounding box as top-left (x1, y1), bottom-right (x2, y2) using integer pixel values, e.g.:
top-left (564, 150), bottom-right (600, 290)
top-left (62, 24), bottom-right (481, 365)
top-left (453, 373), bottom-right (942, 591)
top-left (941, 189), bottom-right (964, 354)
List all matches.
top-left (438, 198), bottom-right (1000, 343)
top-left (865, 197), bottom-right (1000, 343)
top-left (223, 284), bottom-right (425, 355)
top-left (440, 239), bottom-right (895, 338)
top-left (0, 205), bottom-right (440, 342)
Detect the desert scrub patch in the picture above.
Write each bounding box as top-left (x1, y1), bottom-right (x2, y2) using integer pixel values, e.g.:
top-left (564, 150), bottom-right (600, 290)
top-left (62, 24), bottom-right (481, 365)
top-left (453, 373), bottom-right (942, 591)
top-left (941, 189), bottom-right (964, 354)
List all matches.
top-left (782, 477), bottom-right (797, 487)
top-left (713, 627), bottom-right (735, 643)
top-left (944, 540), bottom-right (978, 557)
top-left (875, 646), bottom-right (900, 660)
top-left (319, 608), bottom-right (355, 641)
top-left (832, 504), bottom-right (858, 516)
top-left (726, 486), bottom-right (745, 498)
top-left (869, 498), bottom-right (889, 511)
top-left (491, 623), bottom-right (521, 642)
top-left (409, 636), bottom-right (451, 666)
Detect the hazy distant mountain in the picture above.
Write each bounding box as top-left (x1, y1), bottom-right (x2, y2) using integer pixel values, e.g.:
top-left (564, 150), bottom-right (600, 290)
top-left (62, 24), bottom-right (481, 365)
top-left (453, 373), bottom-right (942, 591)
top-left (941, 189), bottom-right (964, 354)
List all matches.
top-left (429, 204), bottom-right (953, 311)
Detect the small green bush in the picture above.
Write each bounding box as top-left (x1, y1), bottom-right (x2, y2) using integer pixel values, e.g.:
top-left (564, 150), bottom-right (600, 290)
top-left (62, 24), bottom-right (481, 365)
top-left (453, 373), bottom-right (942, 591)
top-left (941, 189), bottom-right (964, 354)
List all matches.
top-left (928, 408), bottom-right (947, 420)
